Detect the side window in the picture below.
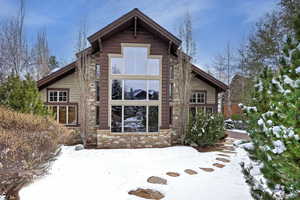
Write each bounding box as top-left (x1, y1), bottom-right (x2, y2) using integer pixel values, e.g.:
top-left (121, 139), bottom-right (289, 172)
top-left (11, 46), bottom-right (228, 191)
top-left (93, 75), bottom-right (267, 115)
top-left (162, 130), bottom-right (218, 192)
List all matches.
top-left (96, 64), bottom-right (101, 77)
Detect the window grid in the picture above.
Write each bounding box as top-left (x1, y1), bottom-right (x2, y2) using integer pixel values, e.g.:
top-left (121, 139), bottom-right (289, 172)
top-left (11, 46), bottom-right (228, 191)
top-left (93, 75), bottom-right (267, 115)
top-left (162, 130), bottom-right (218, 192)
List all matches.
top-left (190, 92), bottom-right (206, 104)
top-left (48, 90), bottom-right (68, 102)
top-left (48, 105), bottom-right (77, 125)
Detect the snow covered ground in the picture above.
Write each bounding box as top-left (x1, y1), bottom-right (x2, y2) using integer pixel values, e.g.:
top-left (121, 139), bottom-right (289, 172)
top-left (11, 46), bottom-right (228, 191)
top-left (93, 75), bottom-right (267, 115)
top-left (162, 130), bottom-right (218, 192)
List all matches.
top-left (20, 143), bottom-right (252, 200)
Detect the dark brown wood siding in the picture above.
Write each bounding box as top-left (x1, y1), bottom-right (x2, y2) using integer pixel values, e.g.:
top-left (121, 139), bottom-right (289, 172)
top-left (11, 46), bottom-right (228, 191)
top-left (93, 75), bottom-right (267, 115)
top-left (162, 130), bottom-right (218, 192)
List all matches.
top-left (96, 26), bottom-right (170, 130)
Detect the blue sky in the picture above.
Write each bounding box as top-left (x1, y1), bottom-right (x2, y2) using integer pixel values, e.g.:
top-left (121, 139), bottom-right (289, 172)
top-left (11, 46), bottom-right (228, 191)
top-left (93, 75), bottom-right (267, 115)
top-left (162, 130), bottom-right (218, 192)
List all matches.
top-left (0, 0), bottom-right (279, 69)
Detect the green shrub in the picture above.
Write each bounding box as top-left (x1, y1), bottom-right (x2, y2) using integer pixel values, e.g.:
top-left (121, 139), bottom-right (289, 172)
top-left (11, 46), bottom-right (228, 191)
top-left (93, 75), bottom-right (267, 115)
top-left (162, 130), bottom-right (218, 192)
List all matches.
top-left (231, 114), bottom-right (243, 121)
top-left (185, 112), bottom-right (225, 147)
top-left (0, 74), bottom-right (48, 116)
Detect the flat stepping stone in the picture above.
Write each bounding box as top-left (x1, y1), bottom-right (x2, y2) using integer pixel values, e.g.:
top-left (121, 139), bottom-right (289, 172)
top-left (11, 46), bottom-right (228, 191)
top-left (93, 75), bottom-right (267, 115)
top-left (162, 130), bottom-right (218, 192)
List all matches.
top-left (217, 154), bottom-right (230, 158)
top-left (216, 157), bottom-right (230, 163)
top-left (147, 176), bottom-right (167, 185)
top-left (184, 169), bottom-right (198, 175)
top-left (128, 188), bottom-right (165, 199)
top-left (199, 167), bottom-right (214, 172)
top-left (213, 163), bottom-right (225, 168)
top-left (219, 150), bottom-right (236, 154)
top-left (166, 172), bottom-right (180, 177)
top-left (222, 146), bottom-right (235, 151)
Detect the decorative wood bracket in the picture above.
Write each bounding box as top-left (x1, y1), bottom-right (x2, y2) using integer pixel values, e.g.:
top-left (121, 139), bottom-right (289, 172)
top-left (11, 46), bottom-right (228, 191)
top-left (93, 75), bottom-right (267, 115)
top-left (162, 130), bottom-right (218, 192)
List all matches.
top-left (98, 38), bottom-right (103, 52)
top-left (168, 41), bottom-right (172, 55)
top-left (134, 17), bottom-right (137, 38)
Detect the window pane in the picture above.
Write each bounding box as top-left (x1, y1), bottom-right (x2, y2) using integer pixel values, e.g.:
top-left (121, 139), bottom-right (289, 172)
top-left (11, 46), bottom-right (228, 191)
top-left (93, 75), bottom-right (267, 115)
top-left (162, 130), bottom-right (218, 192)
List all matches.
top-left (147, 58), bottom-right (159, 75)
top-left (49, 91), bottom-right (57, 102)
top-left (96, 64), bottom-right (101, 77)
top-left (135, 47), bottom-right (147, 74)
top-left (124, 80), bottom-right (146, 100)
top-left (190, 107), bottom-right (196, 118)
top-left (52, 106), bottom-right (57, 121)
top-left (124, 47), bottom-right (147, 75)
top-left (124, 47), bottom-right (136, 74)
top-left (148, 80), bottom-right (159, 100)
top-left (124, 106), bottom-right (146, 132)
top-left (68, 106), bottom-right (76, 124)
top-left (111, 58), bottom-right (123, 74)
top-left (59, 106), bottom-right (67, 124)
top-left (111, 106), bottom-right (122, 132)
top-left (149, 106), bottom-right (159, 132)
top-left (169, 65), bottom-right (174, 79)
top-left (169, 106), bottom-right (173, 125)
top-left (169, 83), bottom-right (173, 100)
top-left (59, 91), bottom-right (67, 102)
top-left (112, 80), bottom-right (122, 100)
top-left (96, 106), bottom-right (100, 126)
top-left (96, 81), bottom-right (100, 101)
top-left (206, 107), bottom-right (213, 114)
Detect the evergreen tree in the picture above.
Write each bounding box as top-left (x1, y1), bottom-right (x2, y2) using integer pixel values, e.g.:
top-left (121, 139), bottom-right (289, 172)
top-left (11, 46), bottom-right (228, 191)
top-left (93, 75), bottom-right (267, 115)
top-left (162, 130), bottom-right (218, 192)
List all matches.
top-left (0, 74), bottom-right (48, 116)
top-left (240, 15), bottom-right (300, 200)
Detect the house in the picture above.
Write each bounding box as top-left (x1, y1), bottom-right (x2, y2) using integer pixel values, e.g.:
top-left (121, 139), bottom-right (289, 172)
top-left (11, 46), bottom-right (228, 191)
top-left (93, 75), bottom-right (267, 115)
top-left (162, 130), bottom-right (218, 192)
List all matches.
top-left (223, 74), bottom-right (252, 118)
top-left (37, 8), bottom-right (227, 148)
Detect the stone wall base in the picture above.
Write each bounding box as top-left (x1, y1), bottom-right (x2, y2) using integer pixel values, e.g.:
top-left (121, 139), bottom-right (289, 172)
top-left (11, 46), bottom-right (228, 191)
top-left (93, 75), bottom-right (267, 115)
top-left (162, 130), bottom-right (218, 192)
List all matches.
top-left (97, 129), bottom-right (172, 148)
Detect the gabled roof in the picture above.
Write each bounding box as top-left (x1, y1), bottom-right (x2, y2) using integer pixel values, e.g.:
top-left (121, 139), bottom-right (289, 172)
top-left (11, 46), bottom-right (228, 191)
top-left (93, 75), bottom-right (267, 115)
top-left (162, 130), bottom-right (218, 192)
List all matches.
top-left (87, 8), bottom-right (181, 47)
top-left (37, 62), bottom-right (227, 92)
top-left (37, 62), bottom-right (76, 90)
top-left (192, 65), bottom-right (228, 92)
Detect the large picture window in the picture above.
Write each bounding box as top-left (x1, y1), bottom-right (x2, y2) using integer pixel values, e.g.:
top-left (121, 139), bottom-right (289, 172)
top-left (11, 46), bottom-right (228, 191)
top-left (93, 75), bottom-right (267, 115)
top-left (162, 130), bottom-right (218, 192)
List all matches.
top-left (112, 79), bottom-right (159, 101)
top-left (48, 105), bottom-right (77, 125)
top-left (111, 105), bottom-right (158, 133)
top-left (110, 45), bottom-right (161, 133)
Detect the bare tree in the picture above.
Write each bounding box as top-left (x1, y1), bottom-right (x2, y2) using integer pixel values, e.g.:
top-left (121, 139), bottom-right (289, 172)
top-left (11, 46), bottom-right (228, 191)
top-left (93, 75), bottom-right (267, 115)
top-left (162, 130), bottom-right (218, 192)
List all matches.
top-left (211, 42), bottom-right (237, 116)
top-left (177, 11), bottom-right (196, 143)
top-left (0, 0), bottom-right (30, 79)
top-left (31, 30), bottom-right (50, 80)
top-left (75, 18), bottom-right (89, 146)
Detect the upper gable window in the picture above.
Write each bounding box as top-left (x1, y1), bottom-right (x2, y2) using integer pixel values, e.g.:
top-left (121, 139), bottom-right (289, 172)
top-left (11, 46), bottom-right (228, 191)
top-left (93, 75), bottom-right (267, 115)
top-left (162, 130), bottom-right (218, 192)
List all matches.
top-left (111, 47), bottom-right (159, 75)
top-left (48, 90), bottom-right (68, 102)
top-left (190, 91), bottom-right (206, 104)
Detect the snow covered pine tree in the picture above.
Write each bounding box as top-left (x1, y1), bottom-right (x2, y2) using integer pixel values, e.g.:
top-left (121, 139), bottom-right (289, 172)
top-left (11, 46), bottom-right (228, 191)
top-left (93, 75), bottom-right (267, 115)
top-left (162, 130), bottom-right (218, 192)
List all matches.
top-left (239, 15), bottom-right (300, 200)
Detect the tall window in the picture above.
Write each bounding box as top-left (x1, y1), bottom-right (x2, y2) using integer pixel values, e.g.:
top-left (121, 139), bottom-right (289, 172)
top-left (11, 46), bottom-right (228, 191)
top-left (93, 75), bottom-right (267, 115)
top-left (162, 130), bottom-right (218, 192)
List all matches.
top-left (110, 45), bottom-right (161, 133)
top-left (96, 81), bottom-right (100, 101)
top-left (95, 64), bottom-right (100, 77)
top-left (48, 105), bottom-right (77, 125)
top-left (190, 91), bottom-right (206, 104)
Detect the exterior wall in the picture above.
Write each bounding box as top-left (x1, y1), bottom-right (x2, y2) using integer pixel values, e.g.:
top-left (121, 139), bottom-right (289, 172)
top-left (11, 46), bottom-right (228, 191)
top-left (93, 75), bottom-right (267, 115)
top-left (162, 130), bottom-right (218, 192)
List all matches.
top-left (94, 25), bottom-right (172, 148)
top-left (40, 72), bottom-right (80, 102)
top-left (191, 76), bottom-right (216, 104)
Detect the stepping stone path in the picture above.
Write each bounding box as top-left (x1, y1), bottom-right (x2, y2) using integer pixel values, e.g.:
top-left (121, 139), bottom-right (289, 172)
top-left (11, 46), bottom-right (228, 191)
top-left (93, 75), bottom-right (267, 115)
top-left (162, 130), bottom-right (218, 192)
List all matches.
top-left (217, 153), bottom-right (230, 158)
top-left (222, 146), bottom-right (235, 151)
top-left (184, 169), bottom-right (198, 175)
top-left (219, 150), bottom-right (236, 154)
top-left (128, 188), bottom-right (165, 199)
top-left (216, 157), bottom-right (230, 163)
top-left (147, 176), bottom-right (167, 185)
top-left (213, 163), bottom-right (225, 168)
top-left (199, 167), bottom-right (214, 172)
top-left (166, 172), bottom-right (180, 177)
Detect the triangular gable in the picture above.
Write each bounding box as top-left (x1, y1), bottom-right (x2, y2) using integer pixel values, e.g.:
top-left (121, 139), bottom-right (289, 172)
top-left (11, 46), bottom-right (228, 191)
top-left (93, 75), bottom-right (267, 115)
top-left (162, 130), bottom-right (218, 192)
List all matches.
top-left (87, 8), bottom-right (181, 52)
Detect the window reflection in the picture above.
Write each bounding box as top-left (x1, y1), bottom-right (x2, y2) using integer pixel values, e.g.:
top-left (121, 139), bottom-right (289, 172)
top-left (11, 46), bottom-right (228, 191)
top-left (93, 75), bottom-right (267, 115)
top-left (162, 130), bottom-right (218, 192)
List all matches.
top-left (124, 106), bottom-right (146, 132)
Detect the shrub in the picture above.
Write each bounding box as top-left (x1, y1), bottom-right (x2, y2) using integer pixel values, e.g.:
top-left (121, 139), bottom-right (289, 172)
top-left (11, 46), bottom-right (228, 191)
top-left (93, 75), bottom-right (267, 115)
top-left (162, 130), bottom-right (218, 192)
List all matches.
top-left (0, 74), bottom-right (48, 116)
top-left (0, 107), bottom-right (71, 200)
top-left (185, 112), bottom-right (225, 147)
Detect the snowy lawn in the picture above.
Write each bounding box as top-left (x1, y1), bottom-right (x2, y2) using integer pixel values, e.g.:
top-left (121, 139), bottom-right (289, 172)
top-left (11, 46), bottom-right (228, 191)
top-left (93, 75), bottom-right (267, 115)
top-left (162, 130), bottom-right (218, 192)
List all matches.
top-left (20, 142), bottom-right (252, 200)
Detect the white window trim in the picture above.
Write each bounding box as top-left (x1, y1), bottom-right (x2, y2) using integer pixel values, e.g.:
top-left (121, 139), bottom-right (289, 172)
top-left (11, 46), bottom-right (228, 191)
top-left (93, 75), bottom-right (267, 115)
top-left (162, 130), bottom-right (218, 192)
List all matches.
top-left (190, 91), bottom-right (206, 104)
top-left (108, 43), bottom-right (162, 134)
top-left (48, 90), bottom-right (68, 103)
top-left (49, 105), bottom-right (77, 125)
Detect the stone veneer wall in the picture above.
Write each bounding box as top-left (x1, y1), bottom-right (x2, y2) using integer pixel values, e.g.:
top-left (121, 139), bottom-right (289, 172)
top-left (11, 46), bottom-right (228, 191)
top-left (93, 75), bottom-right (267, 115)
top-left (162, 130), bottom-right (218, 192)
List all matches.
top-left (97, 129), bottom-right (172, 148)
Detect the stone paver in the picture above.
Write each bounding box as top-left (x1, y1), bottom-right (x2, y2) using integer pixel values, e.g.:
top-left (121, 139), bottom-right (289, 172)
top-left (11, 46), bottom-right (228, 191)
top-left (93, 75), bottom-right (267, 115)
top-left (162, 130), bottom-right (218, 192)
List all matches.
top-left (184, 169), bottom-right (198, 175)
top-left (217, 153), bottom-right (231, 157)
top-left (166, 172), bottom-right (180, 177)
top-left (213, 163), bottom-right (225, 168)
top-left (216, 157), bottom-right (231, 163)
top-left (199, 167), bottom-right (214, 172)
top-left (219, 150), bottom-right (236, 154)
top-left (128, 188), bottom-right (165, 199)
top-left (147, 176), bottom-right (167, 185)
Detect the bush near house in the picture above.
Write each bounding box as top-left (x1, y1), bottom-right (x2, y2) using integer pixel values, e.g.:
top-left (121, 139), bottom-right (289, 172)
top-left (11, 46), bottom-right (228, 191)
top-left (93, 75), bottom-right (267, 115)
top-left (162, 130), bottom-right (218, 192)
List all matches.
top-left (185, 112), bottom-right (225, 147)
top-left (0, 107), bottom-right (70, 200)
top-left (0, 74), bottom-right (48, 116)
